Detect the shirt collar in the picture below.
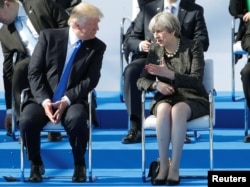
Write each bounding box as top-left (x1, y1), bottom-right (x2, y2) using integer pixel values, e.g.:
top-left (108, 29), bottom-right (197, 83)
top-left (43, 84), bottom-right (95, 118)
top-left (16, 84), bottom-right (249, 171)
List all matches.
top-left (17, 1), bottom-right (27, 18)
top-left (68, 27), bottom-right (82, 46)
top-left (164, 0), bottom-right (180, 10)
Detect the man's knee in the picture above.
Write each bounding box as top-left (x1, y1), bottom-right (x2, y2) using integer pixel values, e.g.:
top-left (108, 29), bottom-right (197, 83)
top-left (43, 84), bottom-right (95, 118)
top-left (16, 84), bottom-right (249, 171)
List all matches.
top-left (124, 60), bottom-right (144, 78)
top-left (241, 64), bottom-right (250, 78)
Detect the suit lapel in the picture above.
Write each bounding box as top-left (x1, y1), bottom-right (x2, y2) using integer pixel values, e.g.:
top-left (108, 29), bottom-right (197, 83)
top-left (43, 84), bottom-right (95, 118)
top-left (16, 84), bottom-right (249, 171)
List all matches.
top-left (57, 41), bottom-right (68, 78)
top-left (178, 7), bottom-right (187, 25)
top-left (22, 0), bottom-right (40, 33)
top-left (178, 0), bottom-right (188, 25)
top-left (67, 41), bottom-right (94, 86)
top-left (71, 41), bottom-right (91, 74)
top-left (155, 0), bottom-right (164, 13)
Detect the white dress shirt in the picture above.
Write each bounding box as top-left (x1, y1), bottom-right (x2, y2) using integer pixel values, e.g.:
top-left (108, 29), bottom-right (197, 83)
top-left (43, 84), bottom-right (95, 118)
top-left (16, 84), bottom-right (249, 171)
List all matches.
top-left (14, 1), bottom-right (38, 57)
top-left (164, 0), bottom-right (180, 16)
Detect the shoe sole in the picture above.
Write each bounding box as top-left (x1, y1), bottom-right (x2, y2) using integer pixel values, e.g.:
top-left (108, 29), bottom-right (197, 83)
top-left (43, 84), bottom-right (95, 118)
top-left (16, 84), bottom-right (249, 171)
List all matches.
top-left (121, 139), bottom-right (142, 144)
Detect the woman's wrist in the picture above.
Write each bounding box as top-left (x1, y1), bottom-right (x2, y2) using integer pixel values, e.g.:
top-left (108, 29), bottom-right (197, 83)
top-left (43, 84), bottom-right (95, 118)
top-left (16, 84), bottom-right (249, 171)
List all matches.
top-left (152, 80), bottom-right (159, 90)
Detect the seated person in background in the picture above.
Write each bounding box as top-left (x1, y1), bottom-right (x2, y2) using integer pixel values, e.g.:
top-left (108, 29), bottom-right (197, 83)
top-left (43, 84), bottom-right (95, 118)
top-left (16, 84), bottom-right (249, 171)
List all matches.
top-left (239, 1), bottom-right (250, 142)
top-left (229, 0), bottom-right (249, 62)
top-left (19, 2), bottom-right (106, 182)
top-left (137, 12), bottom-right (209, 185)
top-left (230, 0), bottom-right (250, 109)
top-left (229, 0), bottom-right (249, 42)
top-left (230, 0), bottom-right (250, 142)
top-left (121, 0), bottom-right (209, 144)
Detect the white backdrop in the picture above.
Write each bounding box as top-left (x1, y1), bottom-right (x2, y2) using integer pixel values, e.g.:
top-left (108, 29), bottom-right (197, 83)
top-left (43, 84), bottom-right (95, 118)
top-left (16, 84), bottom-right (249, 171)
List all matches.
top-left (0, 0), bottom-right (244, 93)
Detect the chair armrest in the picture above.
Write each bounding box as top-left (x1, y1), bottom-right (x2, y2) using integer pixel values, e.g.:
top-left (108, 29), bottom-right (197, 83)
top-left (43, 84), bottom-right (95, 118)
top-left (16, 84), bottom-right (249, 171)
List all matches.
top-left (208, 88), bottom-right (217, 124)
top-left (20, 88), bottom-right (31, 104)
top-left (208, 88), bottom-right (217, 102)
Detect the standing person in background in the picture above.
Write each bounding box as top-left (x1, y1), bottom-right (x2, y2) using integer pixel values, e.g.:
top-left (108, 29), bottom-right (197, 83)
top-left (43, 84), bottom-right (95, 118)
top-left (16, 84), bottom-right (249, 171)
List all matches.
top-left (229, 0), bottom-right (250, 142)
top-left (0, 0), bottom-right (69, 141)
top-left (137, 12), bottom-right (209, 185)
top-left (121, 0), bottom-right (209, 144)
top-left (19, 2), bottom-right (106, 182)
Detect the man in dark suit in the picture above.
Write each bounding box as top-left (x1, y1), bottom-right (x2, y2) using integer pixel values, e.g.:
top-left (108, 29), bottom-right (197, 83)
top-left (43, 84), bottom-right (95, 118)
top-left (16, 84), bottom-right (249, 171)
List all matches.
top-left (19, 2), bottom-right (106, 182)
top-left (229, 0), bottom-right (250, 142)
top-left (53, 0), bottom-right (81, 14)
top-left (0, 0), bottom-right (69, 141)
top-left (122, 0), bottom-right (209, 144)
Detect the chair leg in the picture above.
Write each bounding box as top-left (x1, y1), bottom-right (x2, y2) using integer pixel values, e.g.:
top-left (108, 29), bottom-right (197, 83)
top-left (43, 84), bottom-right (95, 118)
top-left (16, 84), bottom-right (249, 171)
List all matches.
top-left (88, 91), bottom-right (97, 182)
top-left (88, 126), bottom-right (93, 182)
top-left (244, 101), bottom-right (250, 142)
top-left (20, 137), bottom-right (25, 182)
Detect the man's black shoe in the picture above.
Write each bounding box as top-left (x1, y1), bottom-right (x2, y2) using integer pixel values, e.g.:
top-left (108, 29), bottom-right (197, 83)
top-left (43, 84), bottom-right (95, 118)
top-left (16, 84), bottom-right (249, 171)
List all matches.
top-left (244, 135), bottom-right (250, 143)
top-left (47, 132), bottom-right (62, 142)
top-left (72, 165), bottom-right (87, 182)
top-left (184, 134), bottom-right (191, 144)
top-left (6, 128), bottom-right (12, 137)
top-left (28, 165), bottom-right (42, 182)
top-left (39, 164), bottom-right (45, 175)
top-left (121, 129), bottom-right (141, 144)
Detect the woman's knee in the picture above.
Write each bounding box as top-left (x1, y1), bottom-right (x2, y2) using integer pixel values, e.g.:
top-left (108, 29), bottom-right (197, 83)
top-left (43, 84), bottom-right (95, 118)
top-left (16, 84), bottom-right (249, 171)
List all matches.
top-left (157, 103), bottom-right (171, 116)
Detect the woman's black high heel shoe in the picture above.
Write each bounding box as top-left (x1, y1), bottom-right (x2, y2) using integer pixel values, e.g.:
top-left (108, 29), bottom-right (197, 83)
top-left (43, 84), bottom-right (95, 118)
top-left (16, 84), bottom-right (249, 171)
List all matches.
top-left (151, 177), bottom-right (167, 186)
top-left (166, 177), bottom-right (181, 186)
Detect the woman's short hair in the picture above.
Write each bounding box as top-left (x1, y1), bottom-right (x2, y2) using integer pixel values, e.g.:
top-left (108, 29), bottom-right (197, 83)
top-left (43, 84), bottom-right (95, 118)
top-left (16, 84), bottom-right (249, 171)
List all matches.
top-left (148, 12), bottom-right (181, 38)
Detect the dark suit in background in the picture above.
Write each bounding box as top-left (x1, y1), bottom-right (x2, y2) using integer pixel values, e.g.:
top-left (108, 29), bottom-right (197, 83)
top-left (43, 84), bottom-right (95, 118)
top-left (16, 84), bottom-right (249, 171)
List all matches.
top-left (0, 0), bottom-right (69, 135)
top-left (121, 0), bottom-right (209, 143)
top-left (229, 0), bottom-right (248, 42)
top-left (229, 0), bottom-right (250, 110)
top-left (126, 0), bottom-right (209, 54)
top-left (53, 0), bottom-right (81, 13)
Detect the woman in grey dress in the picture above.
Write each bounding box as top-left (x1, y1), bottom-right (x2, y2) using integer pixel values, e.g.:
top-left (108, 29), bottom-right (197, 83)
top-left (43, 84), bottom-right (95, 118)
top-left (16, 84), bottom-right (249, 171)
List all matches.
top-left (137, 12), bottom-right (209, 186)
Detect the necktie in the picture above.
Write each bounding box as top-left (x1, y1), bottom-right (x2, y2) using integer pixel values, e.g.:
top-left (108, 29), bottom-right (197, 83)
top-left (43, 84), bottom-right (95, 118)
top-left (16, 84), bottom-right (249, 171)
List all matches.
top-left (165, 5), bottom-right (175, 14)
top-left (52, 40), bottom-right (82, 102)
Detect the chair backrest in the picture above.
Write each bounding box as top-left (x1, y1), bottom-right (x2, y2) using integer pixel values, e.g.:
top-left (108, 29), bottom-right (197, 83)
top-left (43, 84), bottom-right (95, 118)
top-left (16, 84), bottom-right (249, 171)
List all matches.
top-left (203, 59), bottom-right (214, 94)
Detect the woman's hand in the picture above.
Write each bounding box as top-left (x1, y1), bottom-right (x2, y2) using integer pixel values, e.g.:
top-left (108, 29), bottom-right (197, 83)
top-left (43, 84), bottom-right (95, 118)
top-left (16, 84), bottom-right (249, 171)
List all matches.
top-left (145, 57), bottom-right (174, 79)
top-left (157, 81), bottom-right (175, 95)
top-left (243, 12), bottom-right (250, 22)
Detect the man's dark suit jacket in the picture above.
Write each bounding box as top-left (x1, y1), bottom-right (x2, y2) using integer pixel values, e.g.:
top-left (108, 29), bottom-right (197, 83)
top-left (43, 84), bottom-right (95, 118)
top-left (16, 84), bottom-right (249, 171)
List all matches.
top-left (229, 0), bottom-right (247, 17)
top-left (229, 0), bottom-right (249, 42)
top-left (26, 28), bottom-right (106, 126)
top-left (0, 0), bottom-right (69, 110)
top-left (125, 0), bottom-right (209, 57)
top-left (229, 0), bottom-right (250, 54)
top-left (54, 0), bottom-right (81, 13)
